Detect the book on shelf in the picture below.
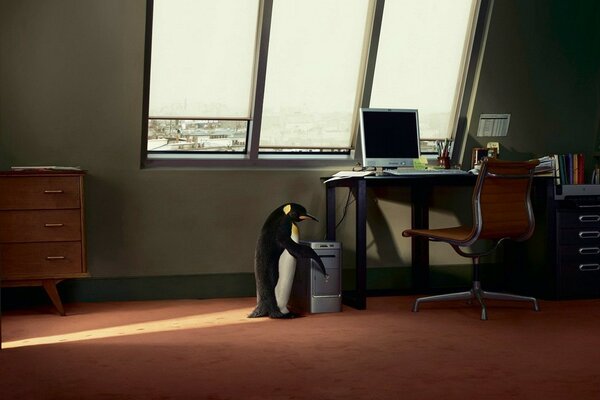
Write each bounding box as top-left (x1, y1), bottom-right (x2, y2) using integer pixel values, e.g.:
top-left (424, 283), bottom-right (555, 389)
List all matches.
top-left (551, 153), bottom-right (586, 185)
top-left (591, 152), bottom-right (600, 184)
top-left (592, 167), bottom-right (600, 184)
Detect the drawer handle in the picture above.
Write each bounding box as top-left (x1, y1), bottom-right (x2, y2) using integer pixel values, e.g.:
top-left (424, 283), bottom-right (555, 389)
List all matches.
top-left (579, 263), bottom-right (600, 271)
top-left (44, 190), bottom-right (64, 194)
top-left (579, 215), bottom-right (600, 222)
top-left (578, 231), bottom-right (600, 239)
top-left (579, 247), bottom-right (600, 255)
top-left (46, 256), bottom-right (66, 261)
top-left (44, 223), bottom-right (65, 227)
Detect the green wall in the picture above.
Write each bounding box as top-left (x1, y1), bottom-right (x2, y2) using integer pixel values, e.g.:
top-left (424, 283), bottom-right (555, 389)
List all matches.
top-left (464, 0), bottom-right (600, 169)
top-left (1, 0), bottom-right (599, 302)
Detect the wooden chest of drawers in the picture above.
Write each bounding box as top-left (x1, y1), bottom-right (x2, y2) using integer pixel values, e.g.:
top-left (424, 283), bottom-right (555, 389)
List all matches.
top-left (0, 170), bottom-right (88, 315)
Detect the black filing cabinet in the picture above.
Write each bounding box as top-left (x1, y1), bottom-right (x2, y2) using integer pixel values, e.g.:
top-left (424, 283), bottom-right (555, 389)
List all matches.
top-left (514, 183), bottom-right (600, 300)
top-left (555, 204), bottom-right (600, 298)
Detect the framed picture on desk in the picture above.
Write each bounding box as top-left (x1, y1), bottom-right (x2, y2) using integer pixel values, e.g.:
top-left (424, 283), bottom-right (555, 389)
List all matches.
top-left (471, 147), bottom-right (498, 168)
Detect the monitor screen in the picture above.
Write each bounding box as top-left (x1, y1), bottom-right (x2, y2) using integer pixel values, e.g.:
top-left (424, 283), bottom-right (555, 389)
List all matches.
top-left (359, 108), bottom-right (421, 168)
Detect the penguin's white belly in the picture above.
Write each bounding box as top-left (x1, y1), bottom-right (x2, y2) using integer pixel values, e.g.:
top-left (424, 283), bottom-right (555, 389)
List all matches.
top-left (274, 227), bottom-right (299, 314)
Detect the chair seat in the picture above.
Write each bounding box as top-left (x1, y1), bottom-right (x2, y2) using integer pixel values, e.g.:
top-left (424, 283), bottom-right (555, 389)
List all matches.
top-left (402, 226), bottom-right (474, 245)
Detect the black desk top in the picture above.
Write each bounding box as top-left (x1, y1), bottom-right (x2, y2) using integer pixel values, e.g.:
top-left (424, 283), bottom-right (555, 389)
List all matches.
top-left (324, 173), bottom-right (554, 186)
top-left (365, 172), bottom-right (476, 180)
top-left (323, 172), bottom-right (477, 187)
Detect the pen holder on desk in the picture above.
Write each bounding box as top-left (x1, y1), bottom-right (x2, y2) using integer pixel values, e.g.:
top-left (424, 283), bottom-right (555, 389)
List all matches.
top-left (437, 156), bottom-right (451, 169)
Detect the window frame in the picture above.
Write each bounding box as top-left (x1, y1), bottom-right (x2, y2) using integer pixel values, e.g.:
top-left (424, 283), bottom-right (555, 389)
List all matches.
top-left (141, 0), bottom-right (490, 169)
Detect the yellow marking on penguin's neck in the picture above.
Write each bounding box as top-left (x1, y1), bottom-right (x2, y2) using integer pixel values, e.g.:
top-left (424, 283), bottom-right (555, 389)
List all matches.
top-left (283, 204), bottom-right (292, 215)
top-left (291, 223), bottom-right (300, 242)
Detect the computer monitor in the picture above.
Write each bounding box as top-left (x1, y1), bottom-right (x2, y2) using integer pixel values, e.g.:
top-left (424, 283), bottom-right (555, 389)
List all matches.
top-left (359, 108), bottom-right (421, 168)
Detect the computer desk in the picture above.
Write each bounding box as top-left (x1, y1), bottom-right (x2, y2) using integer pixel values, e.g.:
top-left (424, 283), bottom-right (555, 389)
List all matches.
top-left (325, 174), bottom-right (557, 309)
top-left (324, 173), bottom-right (478, 309)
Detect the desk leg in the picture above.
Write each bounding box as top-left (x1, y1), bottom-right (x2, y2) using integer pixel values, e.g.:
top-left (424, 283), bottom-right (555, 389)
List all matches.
top-left (411, 184), bottom-right (431, 292)
top-left (325, 183), bottom-right (336, 241)
top-left (326, 180), bottom-right (367, 310)
top-left (354, 179), bottom-right (367, 309)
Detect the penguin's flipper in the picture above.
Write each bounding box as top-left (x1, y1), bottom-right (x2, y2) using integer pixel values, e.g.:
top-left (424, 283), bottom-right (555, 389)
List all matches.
top-left (301, 247), bottom-right (328, 278)
top-left (277, 234), bottom-right (328, 277)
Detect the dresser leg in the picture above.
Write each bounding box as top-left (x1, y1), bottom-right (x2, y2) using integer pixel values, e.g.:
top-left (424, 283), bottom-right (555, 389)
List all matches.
top-left (42, 280), bottom-right (66, 316)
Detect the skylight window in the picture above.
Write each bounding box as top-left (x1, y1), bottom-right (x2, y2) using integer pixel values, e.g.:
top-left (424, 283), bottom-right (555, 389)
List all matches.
top-left (142, 0), bottom-right (481, 167)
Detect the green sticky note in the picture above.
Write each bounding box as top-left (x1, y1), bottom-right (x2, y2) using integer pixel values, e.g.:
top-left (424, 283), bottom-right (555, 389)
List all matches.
top-left (413, 157), bottom-right (428, 170)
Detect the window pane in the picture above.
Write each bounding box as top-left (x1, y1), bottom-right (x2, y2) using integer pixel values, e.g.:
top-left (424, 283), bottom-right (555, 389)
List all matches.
top-left (259, 0), bottom-right (372, 151)
top-left (370, 0), bottom-right (476, 139)
top-left (148, 119), bottom-right (247, 152)
top-left (149, 0), bottom-right (260, 119)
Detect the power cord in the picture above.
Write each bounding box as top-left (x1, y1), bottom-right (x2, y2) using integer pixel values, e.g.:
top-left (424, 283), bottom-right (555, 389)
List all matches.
top-left (335, 189), bottom-right (355, 230)
top-left (323, 188), bottom-right (355, 240)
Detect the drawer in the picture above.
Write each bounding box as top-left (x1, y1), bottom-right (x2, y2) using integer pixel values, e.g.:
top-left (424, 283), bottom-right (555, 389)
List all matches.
top-left (0, 176), bottom-right (81, 210)
top-left (0, 242), bottom-right (84, 279)
top-left (558, 245), bottom-right (600, 262)
top-left (558, 228), bottom-right (600, 245)
top-left (0, 210), bottom-right (82, 242)
top-left (558, 257), bottom-right (600, 271)
top-left (559, 257), bottom-right (600, 274)
top-left (558, 260), bottom-right (600, 299)
top-left (557, 211), bottom-right (600, 228)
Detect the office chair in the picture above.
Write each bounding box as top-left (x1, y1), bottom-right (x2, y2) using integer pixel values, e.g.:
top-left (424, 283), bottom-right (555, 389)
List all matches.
top-left (402, 158), bottom-right (540, 320)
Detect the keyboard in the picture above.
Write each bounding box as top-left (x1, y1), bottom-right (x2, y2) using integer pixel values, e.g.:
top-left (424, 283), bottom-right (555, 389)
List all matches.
top-left (384, 168), bottom-right (469, 176)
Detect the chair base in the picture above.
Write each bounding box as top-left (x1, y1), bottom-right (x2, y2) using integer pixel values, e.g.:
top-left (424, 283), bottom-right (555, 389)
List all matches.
top-left (412, 281), bottom-right (540, 320)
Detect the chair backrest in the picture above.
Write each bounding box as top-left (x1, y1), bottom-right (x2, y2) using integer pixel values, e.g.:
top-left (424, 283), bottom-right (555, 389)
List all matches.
top-left (471, 158), bottom-right (539, 242)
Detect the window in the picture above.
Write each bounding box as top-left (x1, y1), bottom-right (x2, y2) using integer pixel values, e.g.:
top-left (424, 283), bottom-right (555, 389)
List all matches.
top-left (370, 0), bottom-right (476, 140)
top-left (259, 0), bottom-right (371, 153)
top-left (142, 0), bottom-right (483, 167)
top-left (147, 0), bottom-right (260, 153)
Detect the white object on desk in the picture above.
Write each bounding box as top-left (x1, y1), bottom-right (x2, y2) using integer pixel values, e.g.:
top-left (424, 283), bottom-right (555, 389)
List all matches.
top-left (324, 170), bottom-right (375, 183)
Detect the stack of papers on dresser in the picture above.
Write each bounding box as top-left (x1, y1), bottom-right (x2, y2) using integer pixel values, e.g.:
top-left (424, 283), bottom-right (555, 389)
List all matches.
top-left (11, 166), bottom-right (82, 171)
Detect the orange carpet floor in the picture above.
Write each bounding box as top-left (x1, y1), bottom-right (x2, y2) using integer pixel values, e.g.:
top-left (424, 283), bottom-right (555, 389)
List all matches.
top-left (1, 296), bottom-right (600, 399)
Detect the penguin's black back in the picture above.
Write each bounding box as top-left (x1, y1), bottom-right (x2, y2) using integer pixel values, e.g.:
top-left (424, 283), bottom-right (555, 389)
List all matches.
top-left (255, 207), bottom-right (291, 268)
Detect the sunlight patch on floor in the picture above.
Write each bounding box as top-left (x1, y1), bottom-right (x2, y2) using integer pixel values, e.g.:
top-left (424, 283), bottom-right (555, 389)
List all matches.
top-left (2, 307), bottom-right (265, 349)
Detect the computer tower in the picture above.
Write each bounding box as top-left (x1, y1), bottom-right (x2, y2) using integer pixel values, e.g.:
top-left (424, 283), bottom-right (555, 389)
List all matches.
top-left (289, 241), bottom-right (342, 314)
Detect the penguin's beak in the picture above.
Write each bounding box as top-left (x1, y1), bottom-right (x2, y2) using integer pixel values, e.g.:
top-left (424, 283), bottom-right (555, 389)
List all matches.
top-left (299, 213), bottom-right (318, 222)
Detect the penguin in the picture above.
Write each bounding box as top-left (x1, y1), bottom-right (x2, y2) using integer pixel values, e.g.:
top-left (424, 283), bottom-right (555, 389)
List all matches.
top-left (248, 203), bottom-right (328, 319)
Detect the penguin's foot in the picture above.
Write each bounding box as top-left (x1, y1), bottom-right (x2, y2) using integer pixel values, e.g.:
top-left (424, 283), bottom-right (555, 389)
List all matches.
top-left (247, 307), bottom-right (269, 318)
top-left (269, 311), bottom-right (300, 319)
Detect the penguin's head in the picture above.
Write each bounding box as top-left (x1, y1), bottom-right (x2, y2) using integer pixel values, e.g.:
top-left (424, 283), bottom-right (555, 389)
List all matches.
top-left (282, 203), bottom-right (318, 223)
